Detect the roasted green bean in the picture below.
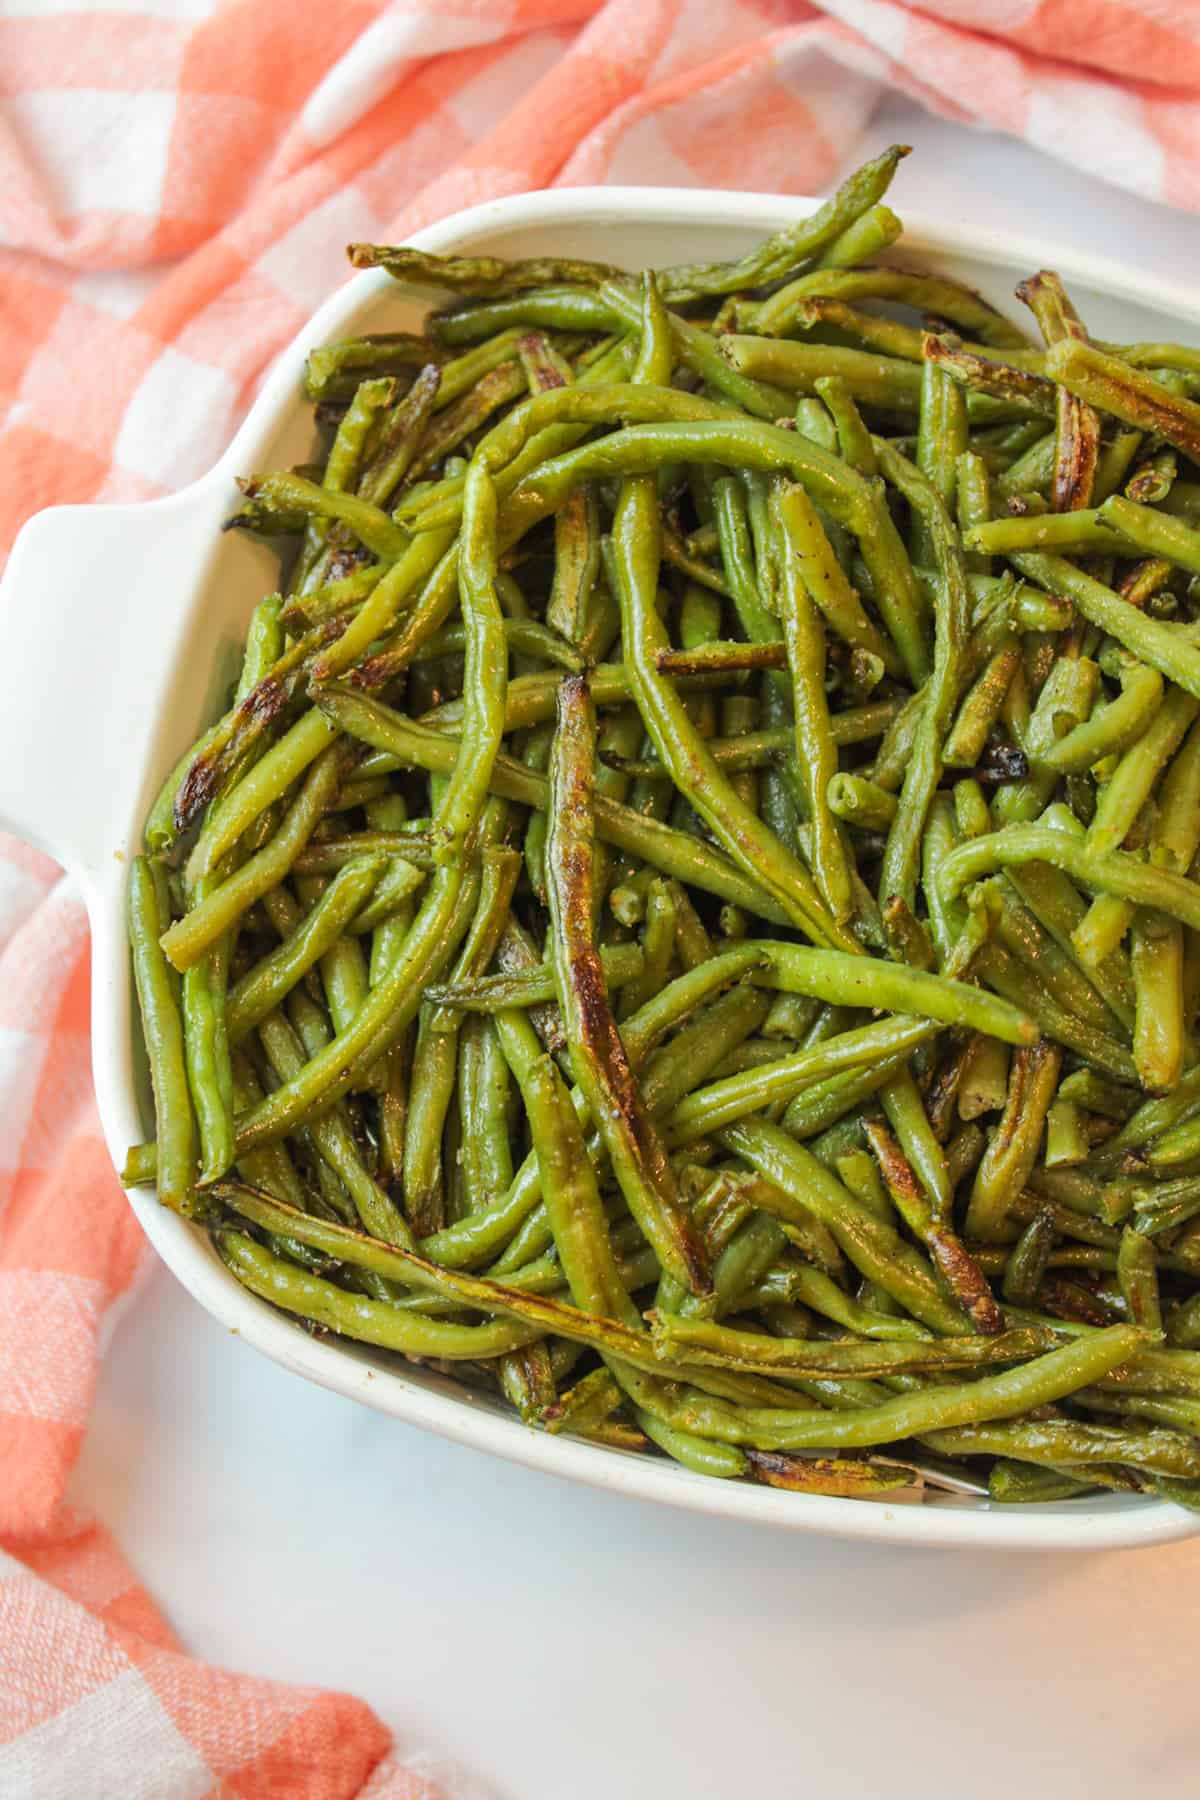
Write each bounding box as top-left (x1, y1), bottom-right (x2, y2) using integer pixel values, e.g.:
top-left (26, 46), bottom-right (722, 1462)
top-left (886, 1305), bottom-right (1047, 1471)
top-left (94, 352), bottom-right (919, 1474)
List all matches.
top-left (125, 149), bottom-right (1200, 1511)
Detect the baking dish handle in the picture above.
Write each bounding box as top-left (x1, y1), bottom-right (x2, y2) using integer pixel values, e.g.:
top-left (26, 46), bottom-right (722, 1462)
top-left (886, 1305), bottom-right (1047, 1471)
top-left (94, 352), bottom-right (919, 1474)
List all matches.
top-left (0, 486), bottom-right (217, 878)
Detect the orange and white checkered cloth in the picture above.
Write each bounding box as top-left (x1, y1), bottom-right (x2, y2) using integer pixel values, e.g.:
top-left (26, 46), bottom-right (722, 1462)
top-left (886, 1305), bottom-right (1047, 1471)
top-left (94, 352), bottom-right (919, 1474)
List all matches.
top-left (2, 1), bottom-right (1198, 1792)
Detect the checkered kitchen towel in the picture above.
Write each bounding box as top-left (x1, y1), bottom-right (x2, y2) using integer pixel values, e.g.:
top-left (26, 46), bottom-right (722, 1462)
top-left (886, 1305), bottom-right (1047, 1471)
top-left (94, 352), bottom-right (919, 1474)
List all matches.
top-left (2, 2), bottom-right (1198, 1793)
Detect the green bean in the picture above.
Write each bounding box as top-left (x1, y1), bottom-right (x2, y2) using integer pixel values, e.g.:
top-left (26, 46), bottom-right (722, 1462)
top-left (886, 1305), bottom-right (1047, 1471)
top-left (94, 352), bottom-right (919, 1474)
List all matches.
top-left (417, 619), bottom-right (586, 676)
top-left (1098, 492), bottom-right (1200, 577)
top-left (990, 877), bottom-right (1124, 1040)
top-left (1002, 1206), bottom-right (1056, 1307)
top-left (459, 1014), bottom-right (515, 1215)
top-left (825, 205), bottom-right (908, 273)
top-left (429, 941), bottom-right (643, 1013)
top-left (725, 336), bottom-right (923, 411)
top-left (129, 859), bottom-right (197, 1213)
top-left (309, 525), bottom-right (461, 684)
top-left (302, 878), bottom-right (371, 1042)
top-left (666, 1014), bottom-right (935, 1147)
top-left (1126, 447), bottom-right (1179, 507)
top-left (928, 1415), bottom-right (1195, 1480)
top-left (753, 266), bottom-right (1030, 349)
top-left (1057, 1068), bottom-right (1137, 1121)
top-left (515, 420), bottom-right (922, 647)
top-left (637, 1412), bottom-right (747, 1478)
top-left (708, 940), bottom-right (1028, 1043)
top-left (785, 483), bottom-right (900, 673)
top-left (1147, 1112), bottom-right (1200, 1170)
top-left (490, 987), bottom-right (767, 1285)
top-left (827, 773), bottom-right (897, 832)
top-left (637, 1326), bottom-right (1144, 1452)
top-left (1044, 1099), bottom-right (1089, 1167)
top-left (1073, 705), bottom-right (1200, 990)
top-left (304, 332), bottom-right (442, 398)
top-left (237, 470), bottom-right (408, 559)
top-left (915, 358), bottom-right (968, 562)
top-left (186, 708), bottom-right (337, 888)
top-left (720, 1117), bottom-right (967, 1334)
top-left (942, 638), bottom-right (1020, 767)
top-left (865, 1116), bottom-right (1001, 1332)
top-left (162, 743), bottom-right (344, 972)
top-left (1042, 655), bottom-right (1163, 773)
top-left (353, 241), bottom-right (624, 297)
top-left (771, 482), bottom-right (853, 920)
top-left (180, 882), bottom-right (235, 1186)
top-left (1131, 910), bottom-right (1185, 1092)
top-left (1117, 1226), bottom-right (1162, 1332)
top-left (359, 364), bottom-right (443, 505)
top-left (405, 360), bottom-right (527, 484)
top-left (652, 146), bottom-right (909, 304)
top-left (404, 849), bottom-right (516, 1235)
top-left (347, 857), bottom-right (429, 933)
top-left (1166, 1294), bottom-right (1200, 1349)
top-left (218, 1228), bottom-right (545, 1359)
top-left (1016, 271), bottom-right (1102, 512)
top-left (1044, 338), bottom-right (1200, 463)
top-left (964, 511), bottom-right (1123, 557)
top-left (956, 1032), bottom-right (1010, 1122)
top-left (776, 1261), bottom-right (928, 1341)
top-left (795, 298), bottom-right (1032, 371)
top-left (225, 1053), bottom-right (311, 1211)
top-left (651, 1314), bottom-right (1054, 1378)
top-left (322, 373), bottom-right (401, 501)
top-left (1010, 552), bottom-right (1200, 700)
top-left (1090, 434), bottom-right (1145, 511)
top-left (923, 334), bottom-right (1056, 419)
top-left (1004, 862), bottom-right (1134, 1029)
top-left (813, 374), bottom-right (877, 476)
top-left (988, 1463), bottom-right (1098, 1503)
top-left (995, 430), bottom-right (1056, 501)
top-left (542, 1365), bottom-right (626, 1437)
top-left (259, 1002), bottom-right (409, 1245)
top-left (965, 1040), bottom-right (1062, 1242)
top-left (877, 1070), bottom-right (954, 1221)
top-left (618, 880), bottom-right (675, 1020)
top-left (546, 673), bottom-right (710, 1296)
top-left (955, 450), bottom-right (993, 575)
top-left (144, 595), bottom-right (285, 855)
top-left (874, 438), bottom-right (969, 910)
top-left (940, 824), bottom-right (1200, 934)
top-left (777, 1058), bottom-right (903, 1142)
top-left (432, 292), bottom-right (616, 346)
top-left (952, 778), bottom-right (991, 842)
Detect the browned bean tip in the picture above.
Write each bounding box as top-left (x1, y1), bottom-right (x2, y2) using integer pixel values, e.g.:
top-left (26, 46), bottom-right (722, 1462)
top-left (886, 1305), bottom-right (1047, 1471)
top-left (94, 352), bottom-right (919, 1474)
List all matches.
top-left (923, 1032), bottom-right (974, 1141)
top-left (744, 1449), bottom-right (922, 1497)
top-left (1040, 1277), bottom-right (1119, 1329)
top-left (922, 332), bottom-right (1057, 415)
top-left (864, 1118), bottom-right (1005, 1335)
top-left (1055, 395), bottom-right (1101, 514)
top-left (174, 678), bottom-right (292, 831)
top-left (518, 332), bottom-right (569, 390)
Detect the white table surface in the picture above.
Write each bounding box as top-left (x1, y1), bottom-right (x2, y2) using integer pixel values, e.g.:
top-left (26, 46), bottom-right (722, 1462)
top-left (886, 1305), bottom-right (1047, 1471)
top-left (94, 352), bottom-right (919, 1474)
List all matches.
top-left (70, 95), bottom-right (1200, 1800)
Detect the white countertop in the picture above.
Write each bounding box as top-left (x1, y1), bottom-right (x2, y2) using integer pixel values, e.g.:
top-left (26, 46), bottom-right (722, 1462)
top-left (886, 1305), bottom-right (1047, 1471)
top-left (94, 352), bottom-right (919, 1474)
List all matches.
top-left (71, 97), bottom-right (1200, 1800)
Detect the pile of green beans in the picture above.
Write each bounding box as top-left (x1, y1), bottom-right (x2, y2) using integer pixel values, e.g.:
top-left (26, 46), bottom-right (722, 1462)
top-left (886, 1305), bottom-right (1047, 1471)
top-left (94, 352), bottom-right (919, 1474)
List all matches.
top-left (128, 145), bottom-right (1200, 1510)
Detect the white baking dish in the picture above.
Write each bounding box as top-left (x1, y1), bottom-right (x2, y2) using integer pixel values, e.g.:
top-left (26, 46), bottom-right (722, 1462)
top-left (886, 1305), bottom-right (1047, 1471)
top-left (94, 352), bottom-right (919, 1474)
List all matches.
top-left (4, 185), bottom-right (1199, 1550)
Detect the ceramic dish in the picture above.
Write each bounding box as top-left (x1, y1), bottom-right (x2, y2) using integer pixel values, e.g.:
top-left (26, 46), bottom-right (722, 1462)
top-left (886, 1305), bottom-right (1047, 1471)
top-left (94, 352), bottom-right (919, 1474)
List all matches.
top-left (5, 185), bottom-right (1200, 1550)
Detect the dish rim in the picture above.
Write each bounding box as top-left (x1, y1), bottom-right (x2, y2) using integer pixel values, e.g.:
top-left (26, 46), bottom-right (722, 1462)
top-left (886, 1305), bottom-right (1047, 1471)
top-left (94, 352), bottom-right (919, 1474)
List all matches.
top-left (10, 180), bottom-right (1200, 1551)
